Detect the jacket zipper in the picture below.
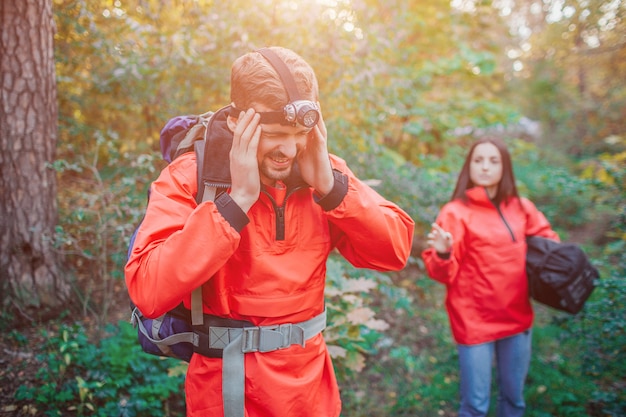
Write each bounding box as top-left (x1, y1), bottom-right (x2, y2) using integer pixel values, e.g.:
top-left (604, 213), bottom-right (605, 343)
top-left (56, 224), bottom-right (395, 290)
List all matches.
top-left (262, 185), bottom-right (304, 241)
top-left (485, 189), bottom-right (516, 242)
top-left (275, 206), bottom-right (285, 240)
top-left (496, 205), bottom-right (516, 242)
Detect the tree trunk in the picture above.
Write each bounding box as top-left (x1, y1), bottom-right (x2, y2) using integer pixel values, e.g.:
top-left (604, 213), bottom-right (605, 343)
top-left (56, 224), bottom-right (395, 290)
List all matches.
top-left (0, 0), bottom-right (69, 316)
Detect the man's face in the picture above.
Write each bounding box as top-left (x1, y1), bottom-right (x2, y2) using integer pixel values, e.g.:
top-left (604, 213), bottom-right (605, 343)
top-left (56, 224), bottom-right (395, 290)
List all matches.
top-left (256, 118), bottom-right (311, 185)
top-left (228, 103), bottom-right (312, 186)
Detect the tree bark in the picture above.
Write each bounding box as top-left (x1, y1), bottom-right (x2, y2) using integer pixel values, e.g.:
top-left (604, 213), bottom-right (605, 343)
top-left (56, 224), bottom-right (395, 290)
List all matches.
top-left (0, 0), bottom-right (68, 315)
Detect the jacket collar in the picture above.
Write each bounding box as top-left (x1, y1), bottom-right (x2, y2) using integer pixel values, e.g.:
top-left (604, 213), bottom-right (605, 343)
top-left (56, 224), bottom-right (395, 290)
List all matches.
top-left (465, 187), bottom-right (494, 207)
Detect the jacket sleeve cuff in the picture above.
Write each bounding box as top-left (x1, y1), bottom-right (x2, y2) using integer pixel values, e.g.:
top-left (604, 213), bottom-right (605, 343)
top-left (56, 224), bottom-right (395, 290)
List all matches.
top-left (214, 192), bottom-right (249, 233)
top-left (314, 170), bottom-right (348, 211)
top-left (436, 251), bottom-right (451, 260)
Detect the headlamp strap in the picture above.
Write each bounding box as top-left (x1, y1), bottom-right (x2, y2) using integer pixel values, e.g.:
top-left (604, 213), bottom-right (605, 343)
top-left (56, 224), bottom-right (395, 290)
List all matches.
top-left (256, 47), bottom-right (301, 102)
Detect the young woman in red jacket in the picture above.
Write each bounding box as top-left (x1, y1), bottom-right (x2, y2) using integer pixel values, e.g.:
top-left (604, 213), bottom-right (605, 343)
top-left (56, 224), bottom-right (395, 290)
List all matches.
top-left (422, 137), bottom-right (559, 417)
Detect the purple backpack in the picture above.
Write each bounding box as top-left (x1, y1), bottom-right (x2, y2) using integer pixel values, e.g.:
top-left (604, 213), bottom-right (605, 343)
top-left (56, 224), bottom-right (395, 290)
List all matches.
top-left (128, 106), bottom-right (235, 362)
top-left (160, 114), bottom-right (205, 163)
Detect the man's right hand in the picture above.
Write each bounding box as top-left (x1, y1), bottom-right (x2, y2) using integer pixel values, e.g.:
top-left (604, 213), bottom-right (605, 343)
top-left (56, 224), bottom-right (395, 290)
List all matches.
top-left (228, 109), bottom-right (262, 213)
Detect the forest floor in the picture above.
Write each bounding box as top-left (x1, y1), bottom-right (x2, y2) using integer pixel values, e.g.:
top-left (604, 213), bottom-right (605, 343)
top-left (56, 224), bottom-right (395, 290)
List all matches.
top-left (2, 264), bottom-right (435, 416)
top-left (0, 220), bottom-right (608, 417)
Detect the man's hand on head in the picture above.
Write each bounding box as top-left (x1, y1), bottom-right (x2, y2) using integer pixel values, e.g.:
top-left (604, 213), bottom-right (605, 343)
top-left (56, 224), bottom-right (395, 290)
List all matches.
top-left (228, 109), bottom-right (262, 213)
top-left (297, 110), bottom-right (334, 196)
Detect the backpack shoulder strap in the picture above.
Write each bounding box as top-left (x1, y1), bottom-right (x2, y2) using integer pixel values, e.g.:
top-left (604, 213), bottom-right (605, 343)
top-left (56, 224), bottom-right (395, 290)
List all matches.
top-left (190, 111), bottom-right (218, 326)
top-left (195, 139), bottom-right (206, 205)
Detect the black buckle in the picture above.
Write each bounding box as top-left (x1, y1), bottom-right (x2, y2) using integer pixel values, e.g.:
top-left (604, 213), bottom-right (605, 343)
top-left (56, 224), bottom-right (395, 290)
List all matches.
top-left (193, 315), bottom-right (253, 358)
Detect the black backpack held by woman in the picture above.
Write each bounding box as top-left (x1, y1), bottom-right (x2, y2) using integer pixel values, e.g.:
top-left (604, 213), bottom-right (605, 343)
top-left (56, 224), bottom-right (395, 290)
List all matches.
top-left (526, 236), bottom-right (600, 314)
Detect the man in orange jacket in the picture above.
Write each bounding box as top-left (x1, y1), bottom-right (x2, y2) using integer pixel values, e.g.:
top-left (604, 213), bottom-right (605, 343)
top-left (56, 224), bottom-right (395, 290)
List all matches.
top-left (125, 46), bottom-right (415, 417)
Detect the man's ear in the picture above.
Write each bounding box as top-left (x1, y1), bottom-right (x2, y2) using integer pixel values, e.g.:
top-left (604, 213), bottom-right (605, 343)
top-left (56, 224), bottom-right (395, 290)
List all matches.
top-left (226, 103), bottom-right (242, 132)
top-left (226, 114), bottom-right (237, 133)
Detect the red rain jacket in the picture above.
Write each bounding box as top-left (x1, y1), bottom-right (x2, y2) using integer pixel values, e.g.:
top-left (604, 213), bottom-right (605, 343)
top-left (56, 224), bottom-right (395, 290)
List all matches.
top-left (421, 187), bottom-right (558, 345)
top-left (125, 151), bottom-right (414, 417)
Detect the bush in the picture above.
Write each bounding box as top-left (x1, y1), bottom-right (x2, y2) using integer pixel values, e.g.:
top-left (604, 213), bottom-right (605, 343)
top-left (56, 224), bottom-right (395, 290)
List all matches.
top-left (555, 242), bottom-right (626, 415)
top-left (14, 322), bottom-right (186, 416)
top-left (511, 140), bottom-right (599, 231)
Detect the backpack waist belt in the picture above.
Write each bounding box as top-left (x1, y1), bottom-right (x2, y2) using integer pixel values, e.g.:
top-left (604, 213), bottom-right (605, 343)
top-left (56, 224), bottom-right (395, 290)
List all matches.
top-left (195, 310), bottom-right (327, 417)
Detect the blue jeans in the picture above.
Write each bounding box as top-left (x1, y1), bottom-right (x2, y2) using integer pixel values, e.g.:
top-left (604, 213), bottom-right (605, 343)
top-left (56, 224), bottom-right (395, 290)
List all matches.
top-left (457, 330), bottom-right (532, 417)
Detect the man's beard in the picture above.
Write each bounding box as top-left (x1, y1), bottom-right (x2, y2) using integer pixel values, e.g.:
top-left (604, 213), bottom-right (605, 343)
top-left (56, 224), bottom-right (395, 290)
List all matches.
top-left (260, 152), bottom-right (293, 182)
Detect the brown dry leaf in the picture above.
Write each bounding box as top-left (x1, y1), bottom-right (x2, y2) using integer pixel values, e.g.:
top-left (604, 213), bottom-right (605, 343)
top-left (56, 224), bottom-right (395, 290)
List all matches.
top-left (341, 294), bottom-right (360, 304)
top-left (346, 307), bottom-right (375, 325)
top-left (365, 319), bottom-right (390, 331)
top-left (327, 344), bottom-right (347, 359)
top-left (324, 287), bottom-right (342, 297)
top-left (345, 352), bottom-right (366, 373)
top-left (343, 277), bottom-right (377, 293)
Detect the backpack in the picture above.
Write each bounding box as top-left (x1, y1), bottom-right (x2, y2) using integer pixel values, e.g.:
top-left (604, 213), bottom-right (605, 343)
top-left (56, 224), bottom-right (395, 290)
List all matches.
top-left (128, 106), bottom-right (234, 362)
top-left (526, 236), bottom-right (600, 314)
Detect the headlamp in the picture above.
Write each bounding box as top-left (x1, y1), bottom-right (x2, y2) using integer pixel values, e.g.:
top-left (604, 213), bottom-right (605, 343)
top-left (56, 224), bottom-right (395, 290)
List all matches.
top-left (283, 100), bottom-right (319, 128)
top-left (231, 101), bottom-right (319, 128)
top-left (240, 48), bottom-right (320, 128)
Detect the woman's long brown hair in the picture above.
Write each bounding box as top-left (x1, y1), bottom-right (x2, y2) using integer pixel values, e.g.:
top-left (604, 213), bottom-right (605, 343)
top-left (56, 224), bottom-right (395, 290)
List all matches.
top-left (450, 136), bottom-right (520, 206)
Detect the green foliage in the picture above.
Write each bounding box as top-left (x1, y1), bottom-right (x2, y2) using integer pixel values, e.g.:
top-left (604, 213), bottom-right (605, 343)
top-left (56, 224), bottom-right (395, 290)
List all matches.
top-left (509, 139), bottom-right (599, 231)
top-left (526, 321), bottom-right (600, 417)
top-left (54, 130), bottom-right (160, 325)
top-left (14, 322), bottom-right (185, 416)
top-left (38, 1), bottom-right (626, 416)
top-left (53, 0), bottom-right (522, 168)
top-left (324, 256), bottom-right (395, 377)
top-left (327, 130), bottom-right (457, 234)
top-left (516, 167), bottom-right (594, 230)
top-left (522, 202), bottom-right (625, 417)
top-left (336, 268), bottom-right (459, 417)
top-left (499, 0), bottom-right (626, 155)
top-left (550, 244), bottom-right (626, 415)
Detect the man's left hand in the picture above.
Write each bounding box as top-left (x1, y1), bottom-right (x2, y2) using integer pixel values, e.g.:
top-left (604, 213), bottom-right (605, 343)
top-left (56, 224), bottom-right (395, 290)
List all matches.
top-left (297, 109), bottom-right (334, 196)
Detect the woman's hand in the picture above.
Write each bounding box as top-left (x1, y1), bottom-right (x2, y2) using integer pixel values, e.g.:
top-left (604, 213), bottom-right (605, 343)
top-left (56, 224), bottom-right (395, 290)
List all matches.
top-left (427, 223), bottom-right (453, 254)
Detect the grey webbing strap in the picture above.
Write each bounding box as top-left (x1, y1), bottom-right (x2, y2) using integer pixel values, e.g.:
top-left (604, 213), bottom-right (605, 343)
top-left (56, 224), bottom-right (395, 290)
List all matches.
top-left (223, 332), bottom-right (245, 417)
top-left (151, 316), bottom-right (172, 356)
top-left (191, 288), bottom-right (204, 326)
top-left (190, 116), bottom-right (217, 327)
top-left (202, 184), bottom-right (217, 202)
top-left (220, 310), bottom-right (327, 417)
top-left (132, 308), bottom-right (196, 350)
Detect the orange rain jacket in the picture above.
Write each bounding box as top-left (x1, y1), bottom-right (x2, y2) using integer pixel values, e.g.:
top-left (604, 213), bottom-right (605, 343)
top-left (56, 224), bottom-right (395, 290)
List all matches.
top-left (421, 187), bottom-right (558, 346)
top-left (125, 151), bottom-right (414, 417)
